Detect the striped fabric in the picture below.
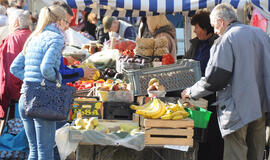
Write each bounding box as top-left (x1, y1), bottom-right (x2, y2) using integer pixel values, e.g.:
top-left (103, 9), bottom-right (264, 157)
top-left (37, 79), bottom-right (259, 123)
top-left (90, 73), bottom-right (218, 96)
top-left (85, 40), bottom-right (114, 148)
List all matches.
top-left (251, 0), bottom-right (270, 14)
top-left (64, 0), bottom-right (250, 17)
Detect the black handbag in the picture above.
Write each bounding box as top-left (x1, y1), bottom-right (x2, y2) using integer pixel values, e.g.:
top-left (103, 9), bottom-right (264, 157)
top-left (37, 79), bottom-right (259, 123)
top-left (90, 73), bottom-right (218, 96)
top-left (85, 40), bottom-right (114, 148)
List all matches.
top-left (23, 69), bottom-right (76, 121)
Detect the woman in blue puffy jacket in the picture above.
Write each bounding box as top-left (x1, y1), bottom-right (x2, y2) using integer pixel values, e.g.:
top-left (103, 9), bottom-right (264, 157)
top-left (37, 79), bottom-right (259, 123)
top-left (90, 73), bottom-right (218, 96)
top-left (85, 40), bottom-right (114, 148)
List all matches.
top-left (10, 5), bottom-right (69, 160)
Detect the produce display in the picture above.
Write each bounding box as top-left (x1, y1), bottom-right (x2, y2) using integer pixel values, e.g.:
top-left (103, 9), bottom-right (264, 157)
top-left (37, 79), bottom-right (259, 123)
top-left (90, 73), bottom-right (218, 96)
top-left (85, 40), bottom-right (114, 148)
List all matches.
top-left (97, 79), bottom-right (134, 102)
top-left (67, 80), bottom-right (95, 90)
top-left (117, 55), bottom-right (152, 71)
top-left (71, 118), bottom-right (140, 135)
top-left (130, 98), bottom-right (190, 120)
top-left (97, 79), bottom-right (131, 92)
top-left (100, 68), bottom-right (123, 80)
top-left (73, 117), bottom-right (100, 130)
top-left (160, 103), bottom-right (189, 120)
top-left (122, 50), bottom-right (135, 58)
top-left (130, 98), bottom-right (166, 119)
top-left (113, 40), bottom-right (136, 53)
top-left (64, 33), bottom-right (199, 148)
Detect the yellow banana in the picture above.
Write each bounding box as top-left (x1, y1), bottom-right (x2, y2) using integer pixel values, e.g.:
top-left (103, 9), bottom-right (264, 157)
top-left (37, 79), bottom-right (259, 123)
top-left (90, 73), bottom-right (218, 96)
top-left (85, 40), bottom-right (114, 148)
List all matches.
top-left (137, 98), bottom-right (160, 118)
top-left (170, 104), bottom-right (179, 112)
top-left (151, 99), bottom-right (166, 119)
top-left (161, 113), bottom-right (172, 120)
top-left (172, 110), bottom-right (189, 117)
top-left (147, 99), bottom-right (162, 118)
top-left (180, 110), bottom-right (189, 118)
top-left (172, 115), bottom-right (184, 120)
top-left (136, 100), bottom-right (156, 116)
top-left (130, 100), bottom-right (153, 110)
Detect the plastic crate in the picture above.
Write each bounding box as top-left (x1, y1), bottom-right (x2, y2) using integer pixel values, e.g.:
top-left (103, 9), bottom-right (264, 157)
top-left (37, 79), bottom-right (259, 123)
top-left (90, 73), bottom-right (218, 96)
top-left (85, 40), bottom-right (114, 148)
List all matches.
top-left (97, 90), bottom-right (134, 103)
top-left (74, 88), bottom-right (95, 97)
top-left (185, 107), bottom-right (212, 128)
top-left (123, 59), bottom-right (201, 96)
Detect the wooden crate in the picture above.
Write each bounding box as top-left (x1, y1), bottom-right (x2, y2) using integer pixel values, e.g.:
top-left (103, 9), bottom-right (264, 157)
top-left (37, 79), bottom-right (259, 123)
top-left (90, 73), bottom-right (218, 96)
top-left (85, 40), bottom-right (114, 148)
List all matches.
top-left (144, 118), bottom-right (194, 147)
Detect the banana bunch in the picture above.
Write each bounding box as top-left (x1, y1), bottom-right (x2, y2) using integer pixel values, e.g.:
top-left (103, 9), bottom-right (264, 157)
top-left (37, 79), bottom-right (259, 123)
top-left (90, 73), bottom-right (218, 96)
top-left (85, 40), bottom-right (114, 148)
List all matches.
top-left (131, 98), bottom-right (166, 119)
top-left (161, 103), bottom-right (189, 120)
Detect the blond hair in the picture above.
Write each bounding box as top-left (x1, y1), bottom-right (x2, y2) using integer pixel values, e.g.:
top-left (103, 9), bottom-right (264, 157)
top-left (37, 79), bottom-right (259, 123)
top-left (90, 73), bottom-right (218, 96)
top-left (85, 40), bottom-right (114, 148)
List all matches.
top-left (22, 5), bottom-right (67, 54)
top-left (146, 15), bottom-right (170, 33)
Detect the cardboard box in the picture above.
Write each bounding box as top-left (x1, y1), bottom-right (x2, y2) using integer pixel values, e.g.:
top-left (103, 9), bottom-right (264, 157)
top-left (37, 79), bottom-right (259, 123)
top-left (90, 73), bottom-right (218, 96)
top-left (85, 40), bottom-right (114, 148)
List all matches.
top-left (71, 97), bottom-right (103, 120)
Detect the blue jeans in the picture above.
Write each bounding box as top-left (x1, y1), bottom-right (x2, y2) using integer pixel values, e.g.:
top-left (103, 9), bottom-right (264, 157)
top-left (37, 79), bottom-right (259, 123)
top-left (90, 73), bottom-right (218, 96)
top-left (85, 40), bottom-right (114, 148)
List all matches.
top-left (19, 94), bottom-right (56, 160)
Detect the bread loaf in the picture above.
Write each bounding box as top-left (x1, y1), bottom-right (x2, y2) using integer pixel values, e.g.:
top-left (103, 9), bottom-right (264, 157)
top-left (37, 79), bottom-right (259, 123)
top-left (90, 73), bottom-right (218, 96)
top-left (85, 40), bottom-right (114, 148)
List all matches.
top-left (136, 38), bottom-right (155, 49)
top-left (154, 36), bottom-right (168, 49)
top-left (154, 47), bottom-right (169, 56)
top-left (135, 47), bottom-right (154, 56)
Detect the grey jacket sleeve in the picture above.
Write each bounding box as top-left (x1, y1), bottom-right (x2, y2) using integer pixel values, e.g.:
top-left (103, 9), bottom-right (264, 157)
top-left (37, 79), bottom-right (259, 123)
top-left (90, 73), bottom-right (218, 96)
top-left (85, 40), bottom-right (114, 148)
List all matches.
top-left (190, 36), bottom-right (233, 99)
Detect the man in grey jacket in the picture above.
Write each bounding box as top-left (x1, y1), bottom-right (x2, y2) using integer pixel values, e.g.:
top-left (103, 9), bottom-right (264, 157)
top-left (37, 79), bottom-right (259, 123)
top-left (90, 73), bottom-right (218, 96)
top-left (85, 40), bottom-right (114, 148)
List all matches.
top-left (103, 16), bottom-right (137, 41)
top-left (181, 3), bottom-right (270, 160)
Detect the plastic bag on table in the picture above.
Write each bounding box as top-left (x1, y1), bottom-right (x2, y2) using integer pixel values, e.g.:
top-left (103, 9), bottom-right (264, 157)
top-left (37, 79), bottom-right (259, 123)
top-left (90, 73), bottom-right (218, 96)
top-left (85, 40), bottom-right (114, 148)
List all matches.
top-left (85, 49), bottom-right (120, 70)
top-left (62, 46), bottom-right (89, 61)
top-left (65, 28), bottom-right (91, 48)
top-left (55, 124), bottom-right (79, 160)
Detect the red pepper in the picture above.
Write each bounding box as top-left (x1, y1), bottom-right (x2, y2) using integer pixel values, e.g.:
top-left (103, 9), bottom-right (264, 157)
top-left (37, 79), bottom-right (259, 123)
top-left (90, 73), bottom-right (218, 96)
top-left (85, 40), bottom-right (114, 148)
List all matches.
top-left (162, 54), bottom-right (175, 65)
top-left (66, 82), bottom-right (73, 86)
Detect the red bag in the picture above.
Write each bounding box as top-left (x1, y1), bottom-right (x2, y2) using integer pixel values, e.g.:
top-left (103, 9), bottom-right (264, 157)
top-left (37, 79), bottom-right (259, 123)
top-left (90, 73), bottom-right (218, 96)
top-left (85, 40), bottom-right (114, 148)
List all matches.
top-left (250, 8), bottom-right (268, 32)
top-left (162, 54), bottom-right (175, 65)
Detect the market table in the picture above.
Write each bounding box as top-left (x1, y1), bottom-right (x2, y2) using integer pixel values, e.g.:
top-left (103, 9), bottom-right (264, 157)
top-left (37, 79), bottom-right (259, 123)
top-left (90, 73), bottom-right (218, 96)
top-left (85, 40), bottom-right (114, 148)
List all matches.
top-left (55, 119), bottom-right (197, 160)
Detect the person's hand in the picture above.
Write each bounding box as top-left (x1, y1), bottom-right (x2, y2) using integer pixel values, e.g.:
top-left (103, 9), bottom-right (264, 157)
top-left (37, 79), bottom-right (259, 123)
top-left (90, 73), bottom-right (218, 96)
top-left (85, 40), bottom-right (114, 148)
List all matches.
top-left (82, 68), bottom-right (97, 80)
top-left (66, 56), bottom-right (77, 65)
top-left (181, 88), bottom-right (191, 102)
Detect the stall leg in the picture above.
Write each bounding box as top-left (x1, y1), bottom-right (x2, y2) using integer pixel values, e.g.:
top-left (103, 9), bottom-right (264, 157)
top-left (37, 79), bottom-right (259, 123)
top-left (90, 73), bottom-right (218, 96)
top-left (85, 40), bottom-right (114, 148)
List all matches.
top-left (151, 148), bottom-right (166, 160)
top-left (92, 145), bottom-right (96, 160)
top-left (102, 147), bottom-right (120, 160)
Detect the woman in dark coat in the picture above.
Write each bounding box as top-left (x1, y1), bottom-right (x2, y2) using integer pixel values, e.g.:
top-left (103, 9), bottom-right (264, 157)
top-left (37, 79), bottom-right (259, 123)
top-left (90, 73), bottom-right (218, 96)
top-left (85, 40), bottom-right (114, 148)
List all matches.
top-left (185, 10), bottom-right (223, 160)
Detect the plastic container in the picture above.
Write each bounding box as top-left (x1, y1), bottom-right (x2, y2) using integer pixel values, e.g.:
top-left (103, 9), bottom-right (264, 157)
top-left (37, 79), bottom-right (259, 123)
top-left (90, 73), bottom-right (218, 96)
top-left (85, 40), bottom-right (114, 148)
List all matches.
top-left (123, 59), bottom-right (201, 96)
top-left (185, 107), bottom-right (212, 128)
top-left (98, 90), bottom-right (134, 103)
top-left (147, 90), bottom-right (166, 98)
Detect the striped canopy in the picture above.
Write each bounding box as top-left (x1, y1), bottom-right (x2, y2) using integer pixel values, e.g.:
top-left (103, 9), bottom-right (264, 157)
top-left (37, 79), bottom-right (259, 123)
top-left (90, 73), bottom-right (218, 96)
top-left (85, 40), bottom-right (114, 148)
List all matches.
top-left (61, 0), bottom-right (269, 17)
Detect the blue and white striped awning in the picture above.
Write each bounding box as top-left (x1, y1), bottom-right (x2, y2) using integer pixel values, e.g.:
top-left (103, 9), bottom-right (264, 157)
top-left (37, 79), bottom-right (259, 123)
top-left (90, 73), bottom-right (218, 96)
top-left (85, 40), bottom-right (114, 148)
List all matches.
top-left (66, 0), bottom-right (247, 11)
top-left (62, 0), bottom-right (268, 17)
top-left (251, 0), bottom-right (270, 15)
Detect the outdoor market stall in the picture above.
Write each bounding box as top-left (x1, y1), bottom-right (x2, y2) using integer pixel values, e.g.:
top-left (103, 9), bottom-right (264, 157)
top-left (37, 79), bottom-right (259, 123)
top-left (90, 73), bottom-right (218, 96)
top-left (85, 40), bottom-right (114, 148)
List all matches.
top-left (44, 0), bottom-right (270, 160)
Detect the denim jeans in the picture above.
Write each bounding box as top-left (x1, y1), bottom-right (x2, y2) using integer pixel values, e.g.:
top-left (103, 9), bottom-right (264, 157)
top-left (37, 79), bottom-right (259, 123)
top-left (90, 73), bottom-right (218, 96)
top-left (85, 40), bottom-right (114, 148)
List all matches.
top-left (19, 94), bottom-right (56, 160)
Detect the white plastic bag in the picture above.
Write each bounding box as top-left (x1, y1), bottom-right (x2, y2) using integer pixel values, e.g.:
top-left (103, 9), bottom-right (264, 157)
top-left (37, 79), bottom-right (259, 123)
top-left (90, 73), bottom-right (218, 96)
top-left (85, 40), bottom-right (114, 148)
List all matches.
top-left (65, 28), bottom-right (91, 48)
top-left (62, 45), bottom-right (89, 60)
top-left (55, 124), bottom-right (79, 160)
